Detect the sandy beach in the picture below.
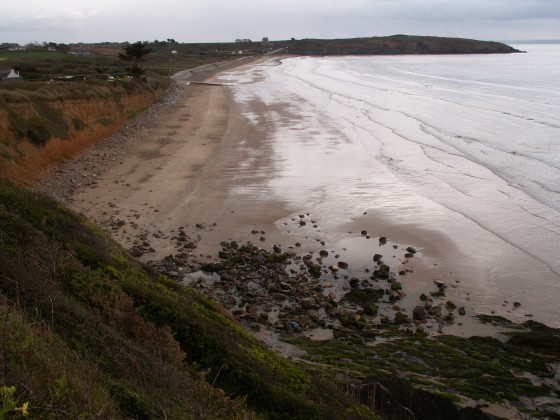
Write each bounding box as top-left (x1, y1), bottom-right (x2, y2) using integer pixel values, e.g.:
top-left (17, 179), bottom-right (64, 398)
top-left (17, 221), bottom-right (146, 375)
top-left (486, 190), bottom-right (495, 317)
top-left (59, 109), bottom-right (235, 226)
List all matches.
top-left (38, 55), bottom-right (559, 335)
top-left (39, 57), bottom-right (295, 261)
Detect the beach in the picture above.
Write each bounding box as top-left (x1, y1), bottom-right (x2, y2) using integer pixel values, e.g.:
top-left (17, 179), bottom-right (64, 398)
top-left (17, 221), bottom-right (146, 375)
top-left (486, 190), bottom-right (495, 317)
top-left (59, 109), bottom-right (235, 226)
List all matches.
top-left (38, 57), bottom-right (307, 279)
top-left (39, 51), bottom-right (560, 332)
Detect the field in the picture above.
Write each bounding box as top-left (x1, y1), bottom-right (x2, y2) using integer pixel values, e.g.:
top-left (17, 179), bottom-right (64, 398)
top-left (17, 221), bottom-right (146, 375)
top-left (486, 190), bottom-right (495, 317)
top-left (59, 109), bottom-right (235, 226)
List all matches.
top-left (0, 51), bottom-right (70, 60)
top-left (0, 48), bottom-right (245, 81)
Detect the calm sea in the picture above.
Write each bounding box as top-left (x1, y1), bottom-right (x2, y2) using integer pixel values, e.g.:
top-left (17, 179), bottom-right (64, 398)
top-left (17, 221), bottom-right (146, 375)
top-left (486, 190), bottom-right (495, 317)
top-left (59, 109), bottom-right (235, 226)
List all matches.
top-left (222, 45), bottom-right (560, 326)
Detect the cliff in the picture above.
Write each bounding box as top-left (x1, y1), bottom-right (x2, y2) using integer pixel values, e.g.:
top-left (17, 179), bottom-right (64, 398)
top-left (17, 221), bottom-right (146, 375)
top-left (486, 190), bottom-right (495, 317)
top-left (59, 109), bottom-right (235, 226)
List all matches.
top-left (0, 77), bottom-right (167, 183)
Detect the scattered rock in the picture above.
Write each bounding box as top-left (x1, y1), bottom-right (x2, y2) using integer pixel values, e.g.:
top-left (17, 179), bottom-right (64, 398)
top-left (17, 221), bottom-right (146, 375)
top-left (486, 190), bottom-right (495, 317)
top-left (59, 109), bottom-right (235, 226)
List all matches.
top-left (475, 399), bottom-right (489, 408)
top-left (393, 312), bottom-right (410, 325)
top-left (445, 300), bottom-right (457, 311)
top-left (129, 246), bottom-right (144, 257)
top-left (413, 306), bottom-right (427, 321)
top-left (427, 305), bottom-right (443, 317)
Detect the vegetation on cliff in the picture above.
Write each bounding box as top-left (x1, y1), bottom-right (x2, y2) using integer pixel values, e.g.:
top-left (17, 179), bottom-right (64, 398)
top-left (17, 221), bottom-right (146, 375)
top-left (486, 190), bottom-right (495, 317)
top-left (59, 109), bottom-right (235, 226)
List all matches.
top-left (0, 45), bottom-right (242, 182)
top-left (0, 179), bottom-right (371, 418)
top-left (283, 35), bottom-right (520, 55)
top-left (0, 74), bottom-right (170, 182)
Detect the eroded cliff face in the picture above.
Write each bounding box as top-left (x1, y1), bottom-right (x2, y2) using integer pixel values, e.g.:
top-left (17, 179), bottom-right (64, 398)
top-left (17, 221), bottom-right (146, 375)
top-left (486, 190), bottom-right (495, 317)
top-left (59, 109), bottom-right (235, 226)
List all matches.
top-left (0, 90), bottom-right (159, 183)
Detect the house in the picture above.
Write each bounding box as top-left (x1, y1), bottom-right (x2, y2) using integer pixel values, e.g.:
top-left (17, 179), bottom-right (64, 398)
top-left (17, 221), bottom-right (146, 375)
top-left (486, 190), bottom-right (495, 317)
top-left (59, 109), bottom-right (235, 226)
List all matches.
top-left (68, 49), bottom-right (91, 56)
top-left (0, 69), bottom-right (23, 81)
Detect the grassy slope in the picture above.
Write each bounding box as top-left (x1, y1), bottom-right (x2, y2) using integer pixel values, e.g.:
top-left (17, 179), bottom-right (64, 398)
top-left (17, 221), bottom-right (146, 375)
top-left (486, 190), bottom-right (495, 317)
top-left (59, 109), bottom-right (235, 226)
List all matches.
top-left (0, 179), bottom-right (372, 419)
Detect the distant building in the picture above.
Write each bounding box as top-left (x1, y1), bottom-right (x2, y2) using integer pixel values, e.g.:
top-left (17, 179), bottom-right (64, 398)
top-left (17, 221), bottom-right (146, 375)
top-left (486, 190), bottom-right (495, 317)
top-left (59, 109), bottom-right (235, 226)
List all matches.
top-left (68, 49), bottom-right (91, 55)
top-left (0, 69), bottom-right (23, 81)
top-left (261, 37), bottom-right (273, 47)
top-left (235, 39), bottom-right (252, 43)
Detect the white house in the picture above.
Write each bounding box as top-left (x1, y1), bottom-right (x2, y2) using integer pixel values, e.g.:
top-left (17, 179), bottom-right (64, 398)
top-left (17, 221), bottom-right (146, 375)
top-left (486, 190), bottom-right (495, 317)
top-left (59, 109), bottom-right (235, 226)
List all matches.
top-left (0, 69), bottom-right (23, 81)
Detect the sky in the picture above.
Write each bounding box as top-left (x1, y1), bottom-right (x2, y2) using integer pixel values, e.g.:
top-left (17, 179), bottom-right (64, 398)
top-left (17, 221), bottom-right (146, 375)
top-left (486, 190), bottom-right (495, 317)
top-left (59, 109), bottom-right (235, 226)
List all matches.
top-left (2, 0), bottom-right (560, 45)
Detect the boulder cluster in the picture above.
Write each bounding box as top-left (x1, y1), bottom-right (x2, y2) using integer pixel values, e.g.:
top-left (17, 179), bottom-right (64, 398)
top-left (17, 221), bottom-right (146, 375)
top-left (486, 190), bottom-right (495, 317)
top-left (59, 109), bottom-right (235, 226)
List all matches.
top-left (167, 239), bottom-right (465, 336)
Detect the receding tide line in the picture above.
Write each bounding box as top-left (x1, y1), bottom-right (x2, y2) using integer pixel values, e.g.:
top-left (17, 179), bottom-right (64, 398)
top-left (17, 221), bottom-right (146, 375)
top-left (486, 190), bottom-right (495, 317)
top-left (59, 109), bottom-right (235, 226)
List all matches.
top-left (186, 81), bottom-right (232, 86)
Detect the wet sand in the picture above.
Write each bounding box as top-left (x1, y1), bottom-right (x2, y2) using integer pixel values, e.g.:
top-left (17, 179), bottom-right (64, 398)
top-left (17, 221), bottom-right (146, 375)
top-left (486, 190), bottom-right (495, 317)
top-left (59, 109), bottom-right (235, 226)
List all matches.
top-left (38, 56), bottom-right (548, 334)
top-left (39, 57), bottom-right (293, 260)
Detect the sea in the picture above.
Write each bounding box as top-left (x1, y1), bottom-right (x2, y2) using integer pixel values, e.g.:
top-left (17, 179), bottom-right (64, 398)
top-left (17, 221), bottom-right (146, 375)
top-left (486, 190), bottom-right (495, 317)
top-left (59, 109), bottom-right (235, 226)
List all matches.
top-left (219, 44), bottom-right (560, 327)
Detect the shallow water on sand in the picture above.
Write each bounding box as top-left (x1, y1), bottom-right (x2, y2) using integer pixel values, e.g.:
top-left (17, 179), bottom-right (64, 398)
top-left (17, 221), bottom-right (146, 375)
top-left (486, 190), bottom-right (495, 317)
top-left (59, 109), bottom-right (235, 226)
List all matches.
top-left (218, 45), bottom-right (560, 327)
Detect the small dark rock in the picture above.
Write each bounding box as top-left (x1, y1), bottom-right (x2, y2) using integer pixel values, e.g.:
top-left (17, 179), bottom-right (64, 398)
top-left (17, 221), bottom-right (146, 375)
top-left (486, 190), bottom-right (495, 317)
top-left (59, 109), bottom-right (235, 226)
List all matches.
top-left (129, 247), bottom-right (144, 257)
top-left (413, 306), bottom-right (427, 321)
top-left (445, 300), bottom-right (457, 311)
top-left (393, 312), bottom-right (410, 325)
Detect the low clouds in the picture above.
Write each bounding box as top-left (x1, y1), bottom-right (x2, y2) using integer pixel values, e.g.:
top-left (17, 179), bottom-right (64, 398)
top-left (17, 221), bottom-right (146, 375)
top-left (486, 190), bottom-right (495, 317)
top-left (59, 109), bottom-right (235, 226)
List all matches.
top-left (30, 6), bottom-right (99, 22)
top-left (1, 0), bottom-right (559, 44)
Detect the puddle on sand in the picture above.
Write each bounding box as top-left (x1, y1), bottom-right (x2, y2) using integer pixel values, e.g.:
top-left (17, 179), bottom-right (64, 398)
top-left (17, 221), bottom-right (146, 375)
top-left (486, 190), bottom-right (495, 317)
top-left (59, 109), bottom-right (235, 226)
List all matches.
top-left (285, 234), bottom-right (420, 307)
top-left (182, 234), bottom-right (505, 340)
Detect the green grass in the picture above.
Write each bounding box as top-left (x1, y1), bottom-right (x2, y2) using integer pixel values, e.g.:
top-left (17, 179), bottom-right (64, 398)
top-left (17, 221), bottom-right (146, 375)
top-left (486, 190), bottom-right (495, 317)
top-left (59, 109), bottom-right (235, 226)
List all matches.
top-left (0, 179), bottom-right (371, 418)
top-left (0, 49), bottom-right (237, 81)
top-left (0, 51), bottom-right (70, 60)
top-left (284, 324), bottom-right (558, 415)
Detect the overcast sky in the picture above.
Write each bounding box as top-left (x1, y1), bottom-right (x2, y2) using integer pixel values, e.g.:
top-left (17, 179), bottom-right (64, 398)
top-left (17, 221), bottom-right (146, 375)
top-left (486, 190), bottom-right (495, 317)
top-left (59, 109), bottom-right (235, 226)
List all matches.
top-left (2, 0), bottom-right (559, 45)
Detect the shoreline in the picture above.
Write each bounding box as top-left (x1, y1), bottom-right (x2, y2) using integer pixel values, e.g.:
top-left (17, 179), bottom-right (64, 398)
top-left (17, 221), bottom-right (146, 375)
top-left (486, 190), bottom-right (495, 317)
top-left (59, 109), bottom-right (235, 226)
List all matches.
top-left (37, 56), bottom-right (548, 334)
top-left (32, 53), bottom-right (560, 419)
top-left (37, 56), bottom-right (287, 260)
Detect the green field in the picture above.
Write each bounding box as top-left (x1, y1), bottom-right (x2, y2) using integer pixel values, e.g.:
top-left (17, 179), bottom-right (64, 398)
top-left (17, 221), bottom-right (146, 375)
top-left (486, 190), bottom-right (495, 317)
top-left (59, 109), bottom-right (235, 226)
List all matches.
top-left (0, 51), bottom-right (70, 60)
top-left (0, 49), bottom-right (239, 80)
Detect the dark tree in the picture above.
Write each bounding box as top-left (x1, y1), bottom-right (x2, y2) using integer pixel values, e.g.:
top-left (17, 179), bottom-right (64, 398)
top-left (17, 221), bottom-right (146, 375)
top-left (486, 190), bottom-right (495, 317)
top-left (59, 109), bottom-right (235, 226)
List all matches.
top-left (119, 41), bottom-right (152, 74)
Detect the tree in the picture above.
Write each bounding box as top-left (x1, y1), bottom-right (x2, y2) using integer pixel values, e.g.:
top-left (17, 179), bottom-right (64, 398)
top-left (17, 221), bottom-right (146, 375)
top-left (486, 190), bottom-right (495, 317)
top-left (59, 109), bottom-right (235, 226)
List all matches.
top-left (119, 41), bottom-right (152, 75)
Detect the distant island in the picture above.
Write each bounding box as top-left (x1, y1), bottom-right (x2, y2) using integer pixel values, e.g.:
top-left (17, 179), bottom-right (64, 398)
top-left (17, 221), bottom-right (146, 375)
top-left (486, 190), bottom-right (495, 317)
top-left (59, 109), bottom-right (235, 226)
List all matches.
top-left (281, 34), bottom-right (520, 55)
